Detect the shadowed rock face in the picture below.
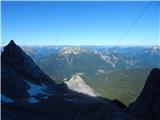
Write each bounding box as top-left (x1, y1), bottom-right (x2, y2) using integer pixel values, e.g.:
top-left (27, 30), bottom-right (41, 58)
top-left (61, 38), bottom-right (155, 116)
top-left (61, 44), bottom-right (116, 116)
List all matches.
top-left (1, 40), bottom-right (58, 99)
top-left (2, 40), bottom-right (56, 85)
top-left (128, 68), bottom-right (160, 120)
top-left (1, 40), bottom-right (125, 120)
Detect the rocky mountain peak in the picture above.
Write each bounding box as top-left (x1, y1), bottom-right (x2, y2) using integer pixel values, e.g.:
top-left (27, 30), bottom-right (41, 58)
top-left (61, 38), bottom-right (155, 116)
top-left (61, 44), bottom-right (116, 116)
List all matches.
top-left (128, 68), bottom-right (160, 120)
top-left (2, 40), bottom-right (22, 57)
top-left (59, 47), bottom-right (85, 56)
top-left (144, 68), bottom-right (160, 91)
top-left (8, 39), bottom-right (15, 45)
top-left (3, 40), bottom-right (22, 54)
top-left (134, 68), bottom-right (160, 100)
top-left (2, 40), bottom-right (56, 86)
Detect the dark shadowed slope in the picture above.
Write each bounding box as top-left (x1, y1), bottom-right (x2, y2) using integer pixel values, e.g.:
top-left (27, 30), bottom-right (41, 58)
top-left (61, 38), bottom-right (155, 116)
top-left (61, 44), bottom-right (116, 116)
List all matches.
top-left (128, 68), bottom-right (160, 120)
top-left (1, 40), bottom-right (68, 100)
top-left (1, 40), bottom-right (125, 120)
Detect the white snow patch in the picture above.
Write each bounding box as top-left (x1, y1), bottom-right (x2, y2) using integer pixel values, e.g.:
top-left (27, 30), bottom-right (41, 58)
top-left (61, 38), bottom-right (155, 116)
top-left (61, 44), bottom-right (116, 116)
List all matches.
top-left (99, 53), bottom-right (118, 68)
top-left (76, 72), bottom-right (84, 76)
top-left (63, 78), bottom-right (67, 81)
top-left (100, 53), bottom-right (111, 63)
top-left (1, 94), bottom-right (14, 103)
top-left (26, 81), bottom-right (50, 96)
top-left (59, 47), bottom-right (81, 56)
top-left (150, 46), bottom-right (160, 54)
top-left (27, 97), bottom-right (39, 103)
top-left (43, 96), bottom-right (48, 99)
top-left (64, 74), bottom-right (97, 97)
top-left (125, 60), bottom-right (135, 66)
top-left (65, 55), bottom-right (73, 65)
top-left (96, 69), bottom-right (105, 75)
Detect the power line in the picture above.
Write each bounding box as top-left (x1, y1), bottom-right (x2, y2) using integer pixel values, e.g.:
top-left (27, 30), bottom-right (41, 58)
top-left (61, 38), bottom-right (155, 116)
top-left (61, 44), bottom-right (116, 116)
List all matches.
top-left (116, 1), bottom-right (153, 46)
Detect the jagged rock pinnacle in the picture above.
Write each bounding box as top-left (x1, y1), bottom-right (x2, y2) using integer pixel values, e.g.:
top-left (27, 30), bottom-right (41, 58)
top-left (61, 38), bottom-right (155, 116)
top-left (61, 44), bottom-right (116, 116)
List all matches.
top-left (9, 40), bottom-right (15, 44)
top-left (128, 68), bottom-right (160, 119)
top-left (7, 40), bottom-right (17, 48)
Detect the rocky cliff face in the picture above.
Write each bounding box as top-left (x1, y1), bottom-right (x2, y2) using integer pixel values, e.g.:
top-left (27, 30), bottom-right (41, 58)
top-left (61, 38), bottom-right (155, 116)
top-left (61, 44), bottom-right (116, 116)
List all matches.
top-left (128, 68), bottom-right (160, 120)
top-left (1, 40), bottom-right (61, 101)
top-left (2, 40), bottom-right (56, 84)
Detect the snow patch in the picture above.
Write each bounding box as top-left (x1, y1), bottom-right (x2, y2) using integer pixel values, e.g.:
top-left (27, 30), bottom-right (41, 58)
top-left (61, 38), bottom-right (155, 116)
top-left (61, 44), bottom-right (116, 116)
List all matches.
top-left (43, 96), bottom-right (48, 99)
top-left (96, 69), bottom-right (105, 74)
top-left (1, 94), bottom-right (14, 103)
top-left (125, 60), bottom-right (135, 66)
top-left (99, 53), bottom-right (118, 68)
top-left (59, 47), bottom-right (81, 56)
top-left (27, 97), bottom-right (39, 103)
top-left (26, 81), bottom-right (51, 96)
top-left (150, 46), bottom-right (160, 54)
top-left (63, 78), bottom-right (67, 81)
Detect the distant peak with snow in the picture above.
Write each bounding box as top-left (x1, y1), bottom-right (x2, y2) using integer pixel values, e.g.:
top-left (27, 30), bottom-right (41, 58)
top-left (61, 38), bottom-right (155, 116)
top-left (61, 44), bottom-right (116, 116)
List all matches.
top-left (59, 47), bottom-right (83, 56)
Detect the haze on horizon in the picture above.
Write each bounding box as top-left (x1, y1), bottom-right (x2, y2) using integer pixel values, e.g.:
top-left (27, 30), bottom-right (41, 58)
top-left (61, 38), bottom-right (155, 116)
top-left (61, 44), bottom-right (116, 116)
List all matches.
top-left (2, 1), bottom-right (159, 46)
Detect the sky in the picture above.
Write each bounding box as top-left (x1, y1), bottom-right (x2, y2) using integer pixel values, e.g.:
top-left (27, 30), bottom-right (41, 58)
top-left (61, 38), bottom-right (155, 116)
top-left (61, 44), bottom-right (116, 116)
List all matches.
top-left (1, 1), bottom-right (160, 46)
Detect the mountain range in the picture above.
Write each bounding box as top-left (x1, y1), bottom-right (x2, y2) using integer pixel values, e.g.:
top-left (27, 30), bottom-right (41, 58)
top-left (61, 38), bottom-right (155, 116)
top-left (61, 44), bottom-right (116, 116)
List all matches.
top-left (1, 40), bottom-right (160, 120)
top-left (22, 44), bottom-right (160, 105)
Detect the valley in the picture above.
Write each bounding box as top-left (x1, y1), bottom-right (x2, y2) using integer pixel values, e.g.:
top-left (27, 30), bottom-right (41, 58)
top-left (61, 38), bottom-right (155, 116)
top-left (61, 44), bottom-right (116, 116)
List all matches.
top-left (22, 45), bottom-right (160, 105)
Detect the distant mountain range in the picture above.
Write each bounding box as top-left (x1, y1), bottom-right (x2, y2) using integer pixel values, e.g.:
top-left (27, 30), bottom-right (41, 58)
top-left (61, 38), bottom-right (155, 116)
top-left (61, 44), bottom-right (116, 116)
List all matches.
top-left (22, 44), bottom-right (160, 105)
top-left (1, 40), bottom-right (160, 120)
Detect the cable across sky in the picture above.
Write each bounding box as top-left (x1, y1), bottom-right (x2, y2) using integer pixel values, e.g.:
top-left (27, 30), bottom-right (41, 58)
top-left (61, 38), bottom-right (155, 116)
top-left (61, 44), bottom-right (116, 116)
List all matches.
top-left (116, 1), bottom-right (153, 46)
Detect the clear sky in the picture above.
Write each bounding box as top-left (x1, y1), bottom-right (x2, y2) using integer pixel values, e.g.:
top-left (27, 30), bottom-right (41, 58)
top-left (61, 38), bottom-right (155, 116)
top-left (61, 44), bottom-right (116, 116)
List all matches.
top-left (1, 1), bottom-right (159, 46)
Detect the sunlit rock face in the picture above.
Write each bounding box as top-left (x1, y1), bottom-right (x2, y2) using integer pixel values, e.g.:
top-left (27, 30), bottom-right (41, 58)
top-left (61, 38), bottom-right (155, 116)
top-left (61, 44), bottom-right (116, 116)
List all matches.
top-left (65, 74), bottom-right (97, 97)
top-left (98, 52), bottom-right (119, 68)
top-left (59, 47), bottom-right (82, 56)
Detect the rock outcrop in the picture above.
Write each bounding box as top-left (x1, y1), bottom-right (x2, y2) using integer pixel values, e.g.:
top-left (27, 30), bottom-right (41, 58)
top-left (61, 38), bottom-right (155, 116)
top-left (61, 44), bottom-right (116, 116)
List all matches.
top-left (65, 74), bottom-right (97, 96)
top-left (1, 40), bottom-right (59, 100)
top-left (128, 68), bottom-right (160, 120)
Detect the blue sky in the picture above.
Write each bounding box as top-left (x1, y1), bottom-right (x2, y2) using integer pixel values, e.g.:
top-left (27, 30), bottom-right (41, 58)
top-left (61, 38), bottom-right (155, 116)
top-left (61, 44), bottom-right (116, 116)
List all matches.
top-left (1, 1), bottom-right (159, 46)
